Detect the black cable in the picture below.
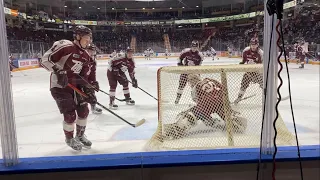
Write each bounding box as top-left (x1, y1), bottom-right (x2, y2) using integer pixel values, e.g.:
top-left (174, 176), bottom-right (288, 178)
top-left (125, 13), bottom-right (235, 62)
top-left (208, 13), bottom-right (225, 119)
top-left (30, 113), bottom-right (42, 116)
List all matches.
top-left (279, 20), bottom-right (304, 180)
top-left (256, 13), bottom-right (275, 180)
top-left (272, 19), bottom-right (283, 180)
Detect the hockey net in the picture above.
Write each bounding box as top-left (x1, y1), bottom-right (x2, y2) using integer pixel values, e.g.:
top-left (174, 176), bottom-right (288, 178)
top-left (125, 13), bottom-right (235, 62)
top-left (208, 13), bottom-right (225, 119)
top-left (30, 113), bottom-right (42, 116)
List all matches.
top-left (145, 64), bottom-right (294, 151)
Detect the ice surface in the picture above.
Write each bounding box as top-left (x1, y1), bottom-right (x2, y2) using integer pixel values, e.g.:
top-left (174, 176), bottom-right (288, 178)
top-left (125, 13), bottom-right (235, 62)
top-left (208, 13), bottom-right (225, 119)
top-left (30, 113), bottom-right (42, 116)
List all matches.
top-left (0, 57), bottom-right (318, 158)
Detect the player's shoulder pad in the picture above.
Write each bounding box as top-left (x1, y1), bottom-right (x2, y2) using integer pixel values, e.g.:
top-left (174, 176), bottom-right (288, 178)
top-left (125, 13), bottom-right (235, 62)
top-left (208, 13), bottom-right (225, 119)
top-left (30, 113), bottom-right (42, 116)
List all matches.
top-left (111, 55), bottom-right (124, 61)
top-left (243, 46), bottom-right (251, 53)
top-left (52, 39), bottom-right (73, 48)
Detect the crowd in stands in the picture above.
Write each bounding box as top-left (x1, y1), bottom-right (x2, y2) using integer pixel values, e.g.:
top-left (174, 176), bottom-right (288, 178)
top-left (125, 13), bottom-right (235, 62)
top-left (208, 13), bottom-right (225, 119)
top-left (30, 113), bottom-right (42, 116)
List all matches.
top-left (5, 4), bottom-right (320, 57)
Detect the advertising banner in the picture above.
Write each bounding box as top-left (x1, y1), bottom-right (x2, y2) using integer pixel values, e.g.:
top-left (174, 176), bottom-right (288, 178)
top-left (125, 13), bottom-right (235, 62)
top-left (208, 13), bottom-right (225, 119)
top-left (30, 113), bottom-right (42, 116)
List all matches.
top-left (73, 20), bottom-right (97, 25)
top-left (18, 59), bottom-right (39, 68)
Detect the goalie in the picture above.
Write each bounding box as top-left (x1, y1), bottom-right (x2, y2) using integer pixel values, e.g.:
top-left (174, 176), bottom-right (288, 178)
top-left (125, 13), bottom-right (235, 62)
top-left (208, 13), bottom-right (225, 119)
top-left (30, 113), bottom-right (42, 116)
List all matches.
top-left (164, 74), bottom-right (248, 140)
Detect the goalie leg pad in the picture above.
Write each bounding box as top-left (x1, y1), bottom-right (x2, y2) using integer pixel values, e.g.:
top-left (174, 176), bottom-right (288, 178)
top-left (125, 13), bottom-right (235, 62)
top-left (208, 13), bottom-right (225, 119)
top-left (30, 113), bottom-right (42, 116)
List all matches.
top-left (164, 109), bottom-right (198, 139)
top-left (231, 115), bottom-right (248, 134)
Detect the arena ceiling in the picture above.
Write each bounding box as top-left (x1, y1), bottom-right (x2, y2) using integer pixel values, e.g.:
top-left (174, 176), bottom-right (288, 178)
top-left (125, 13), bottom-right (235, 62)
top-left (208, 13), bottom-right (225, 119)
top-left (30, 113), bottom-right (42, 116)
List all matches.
top-left (7, 0), bottom-right (253, 9)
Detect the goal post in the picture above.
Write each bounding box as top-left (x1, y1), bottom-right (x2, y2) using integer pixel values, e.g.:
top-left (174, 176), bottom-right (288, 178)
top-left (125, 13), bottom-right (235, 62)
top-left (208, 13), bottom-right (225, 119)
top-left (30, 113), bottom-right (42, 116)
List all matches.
top-left (145, 64), bottom-right (294, 151)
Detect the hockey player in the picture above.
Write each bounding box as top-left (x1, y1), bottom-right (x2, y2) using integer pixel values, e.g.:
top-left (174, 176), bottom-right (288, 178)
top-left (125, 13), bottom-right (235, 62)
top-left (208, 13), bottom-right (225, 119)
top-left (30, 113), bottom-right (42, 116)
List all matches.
top-left (210, 47), bottom-right (218, 61)
top-left (296, 42), bottom-right (306, 69)
top-left (228, 46), bottom-right (233, 58)
top-left (107, 47), bottom-right (137, 110)
top-left (144, 48), bottom-right (153, 60)
top-left (174, 40), bottom-right (204, 104)
top-left (110, 50), bottom-right (117, 58)
top-left (9, 54), bottom-right (14, 77)
top-left (86, 44), bottom-right (102, 114)
top-left (164, 74), bottom-right (247, 139)
top-left (234, 38), bottom-right (263, 104)
top-left (165, 49), bottom-right (170, 59)
top-left (41, 25), bottom-right (98, 151)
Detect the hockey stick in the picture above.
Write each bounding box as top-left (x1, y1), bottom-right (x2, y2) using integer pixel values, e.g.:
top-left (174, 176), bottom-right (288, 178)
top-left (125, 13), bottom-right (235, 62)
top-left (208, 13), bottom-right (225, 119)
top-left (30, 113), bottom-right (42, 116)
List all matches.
top-left (68, 83), bottom-right (146, 128)
top-left (98, 89), bottom-right (127, 102)
top-left (232, 93), bottom-right (289, 104)
top-left (231, 94), bottom-right (257, 104)
top-left (128, 80), bottom-right (158, 101)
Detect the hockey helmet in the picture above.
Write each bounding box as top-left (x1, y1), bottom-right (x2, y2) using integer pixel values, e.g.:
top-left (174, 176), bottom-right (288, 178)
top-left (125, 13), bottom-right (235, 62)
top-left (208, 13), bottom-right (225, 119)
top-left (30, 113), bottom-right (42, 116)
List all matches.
top-left (73, 25), bottom-right (92, 40)
top-left (191, 40), bottom-right (199, 52)
top-left (87, 44), bottom-right (96, 51)
top-left (191, 40), bottom-right (199, 47)
top-left (126, 47), bottom-right (134, 53)
top-left (250, 38), bottom-right (259, 51)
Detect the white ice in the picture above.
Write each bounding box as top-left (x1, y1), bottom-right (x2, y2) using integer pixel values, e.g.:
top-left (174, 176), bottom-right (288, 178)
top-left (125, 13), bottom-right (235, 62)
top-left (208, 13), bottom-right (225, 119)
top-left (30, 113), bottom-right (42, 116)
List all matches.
top-left (0, 57), bottom-right (319, 158)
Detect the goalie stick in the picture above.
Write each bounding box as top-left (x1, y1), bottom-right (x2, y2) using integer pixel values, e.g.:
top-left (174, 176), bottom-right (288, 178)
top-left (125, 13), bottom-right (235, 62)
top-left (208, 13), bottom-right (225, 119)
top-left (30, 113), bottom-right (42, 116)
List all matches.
top-left (68, 83), bottom-right (145, 128)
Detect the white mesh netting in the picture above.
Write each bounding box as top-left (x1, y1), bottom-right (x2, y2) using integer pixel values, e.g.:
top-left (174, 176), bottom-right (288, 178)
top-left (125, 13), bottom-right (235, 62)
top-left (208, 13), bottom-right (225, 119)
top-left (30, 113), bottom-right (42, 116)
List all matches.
top-left (145, 64), bottom-right (294, 151)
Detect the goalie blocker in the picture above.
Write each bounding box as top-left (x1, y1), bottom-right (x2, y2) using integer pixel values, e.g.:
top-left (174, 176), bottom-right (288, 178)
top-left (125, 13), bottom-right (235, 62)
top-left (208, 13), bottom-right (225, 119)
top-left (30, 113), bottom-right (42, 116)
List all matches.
top-left (164, 74), bottom-right (248, 140)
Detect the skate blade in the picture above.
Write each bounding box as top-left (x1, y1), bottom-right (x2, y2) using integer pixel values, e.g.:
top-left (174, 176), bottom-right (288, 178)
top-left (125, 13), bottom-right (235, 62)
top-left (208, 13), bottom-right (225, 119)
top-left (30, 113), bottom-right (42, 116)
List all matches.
top-left (82, 145), bottom-right (92, 149)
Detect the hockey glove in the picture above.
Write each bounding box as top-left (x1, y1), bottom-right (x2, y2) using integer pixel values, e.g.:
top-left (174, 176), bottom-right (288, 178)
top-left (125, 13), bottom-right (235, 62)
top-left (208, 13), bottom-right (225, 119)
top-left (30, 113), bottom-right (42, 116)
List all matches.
top-left (53, 65), bottom-right (68, 88)
top-left (177, 62), bottom-right (183, 66)
top-left (82, 86), bottom-right (97, 104)
top-left (132, 78), bottom-right (138, 88)
top-left (120, 65), bottom-right (128, 72)
top-left (239, 61), bottom-right (245, 64)
top-left (91, 81), bottom-right (100, 91)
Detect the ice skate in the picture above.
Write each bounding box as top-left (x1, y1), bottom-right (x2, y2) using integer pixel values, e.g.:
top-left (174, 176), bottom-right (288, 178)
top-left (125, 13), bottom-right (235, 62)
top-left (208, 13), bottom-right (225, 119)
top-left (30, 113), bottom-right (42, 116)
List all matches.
top-left (109, 102), bottom-right (118, 110)
top-left (299, 64), bottom-right (304, 69)
top-left (75, 135), bottom-right (92, 149)
top-left (66, 138), bottom-right (82, 151)
top-left (91, 105), bottom-right (102, 114)
top-left (126, 98), bottom-right (135, 105)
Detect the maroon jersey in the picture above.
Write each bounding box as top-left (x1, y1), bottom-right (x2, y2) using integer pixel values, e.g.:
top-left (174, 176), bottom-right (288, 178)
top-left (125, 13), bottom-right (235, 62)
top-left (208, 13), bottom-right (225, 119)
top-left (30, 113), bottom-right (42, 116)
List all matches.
top-left (108, 55), bottom-right (136, 79)
top-left (41, 40), bottom-right (95, 88)
top-left (241, 47), bottom-right (263, 64)
top-left (191, 78), bottom-right (224, 116)
top-left (295, 45), bottom-right (305, 58)
top-left (178, 48), bottom-right (203, 66)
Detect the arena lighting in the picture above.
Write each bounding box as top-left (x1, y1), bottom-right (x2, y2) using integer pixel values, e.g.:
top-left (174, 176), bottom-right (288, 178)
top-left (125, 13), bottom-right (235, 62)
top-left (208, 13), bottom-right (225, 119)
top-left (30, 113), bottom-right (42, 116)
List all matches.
top-left (142, 7), bottom-right (145, 9)
top-left (64, 5), bottom-right (67, 8)
top-left (79, 6), bottom-right (82, 9)
top-left (112, 7), bottom-right (115, 10)
top-left (182, 7), bottom-right (185, 8)
top-left (196, 5), bottom-right (199, 7)
top-left (125, 8), bottom-right (128, 10)
top-left (169, 7), bottom-right (172, 9)
top-left (97, 7), bottom-right (100, 9)
top-left (152, 8), bottom-right (155, 9)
